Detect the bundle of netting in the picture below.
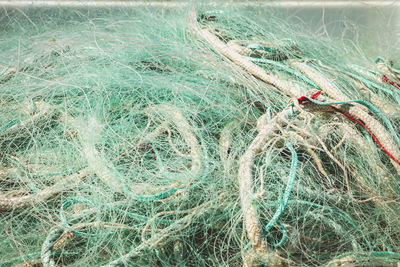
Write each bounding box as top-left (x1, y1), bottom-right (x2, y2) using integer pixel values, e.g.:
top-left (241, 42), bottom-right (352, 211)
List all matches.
top-left (1, 5), bottom-right (400, 267)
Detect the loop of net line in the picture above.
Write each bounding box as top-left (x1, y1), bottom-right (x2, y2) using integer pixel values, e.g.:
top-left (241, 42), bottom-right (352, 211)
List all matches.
top-left (41, 221), bottom-right (135, 267)
top-left (40, 197), bottom-right (187, 266)
top-left (237, 106), bottom-right (304, 264)
top-left (0, 165), bottom-right (87, 211)
top-left (70, 104), bottom-right (204, 201)
top-left (236, 105), bottom-right (371, 266)
top-left (375, 56), bottom-right (400, 79)
top-left (40, 193), bottom-right (220, 266)
top-left (100, 197), bottom-right (219, 267)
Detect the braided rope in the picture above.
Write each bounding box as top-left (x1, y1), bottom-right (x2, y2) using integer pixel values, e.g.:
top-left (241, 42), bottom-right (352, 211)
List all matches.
top-left (41, 228), bottom-right (64, 267)
top-left (189, 10), bottom-right (305, 98)
top-left (291, 61), bottom-right (400, 174)
top-left (0, 169), bottom-right (86, 211)
top-left (238, 109), bottom-right (292, 253)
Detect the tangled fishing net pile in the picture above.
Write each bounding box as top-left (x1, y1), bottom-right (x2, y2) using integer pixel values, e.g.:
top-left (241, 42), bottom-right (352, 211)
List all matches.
top-left (1, 5), bottom-right (400, 267)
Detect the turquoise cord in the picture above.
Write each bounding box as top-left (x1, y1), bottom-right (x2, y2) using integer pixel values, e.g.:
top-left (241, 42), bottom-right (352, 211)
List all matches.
top-left (271, 223), bottom-right (288, 248)
top-left (345, 70), bottom-right (400, 106)
top-left (247, 43), bottom-right (275, 53)
top-left (247, 57), bottom-right (320, 89)
top-left (375, 57), bottom-right (400, 75)
top-left (0, 119), bottom-right (19, 135)
top-left (263, 141), bottom-right (297, 247)
top-left (0, 67), bottom-right (8, 76)
top-left (124, 186), bottom-right (184, 202)
top-left (301, 97), bottom-right (400, 149)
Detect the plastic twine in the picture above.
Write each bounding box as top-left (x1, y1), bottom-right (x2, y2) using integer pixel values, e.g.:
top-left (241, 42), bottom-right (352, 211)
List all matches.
top-left (0, 67), bottom-right (8, 76)
top-left (263, 140), bottom-right (297, 247)
top-left (344, 70), bottom-right (400, 106)
top-left (299, 91), bottom-right (400, 166)
top-left (0, 119), bottom-right (20, 135)
top-left (247, 57), bottom-right (320, 89)
top-left (375, 57), bottom-right (400, 75)
top-left (382, 75), bottom-right (400, 91)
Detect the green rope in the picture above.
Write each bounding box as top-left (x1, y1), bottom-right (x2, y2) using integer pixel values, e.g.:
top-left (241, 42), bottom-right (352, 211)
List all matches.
top-left (247, 43), bottom-right (276, 53)
top-left (247, 57), bottom-right (320, 89)
top-left (0, 119), bottom-right (19, 135)
top-left (348, 63), bottom-right (381, 77)
top-left (368, 69), bottom-right (381, 76)
top-left (375, 57), bottom-right (400, 75)
top-left (272, 223), bottom-right (288, 248)
top-left (0, 67), bottom-right (8, 76)
top-left (344, 69), bottom-right (400, 107)
top-left (301, 97), bottom-right (400, 149)
top-left (125, 186), bottom-right (185, 201)
top-left (263, 140), bottom-right (297, 247)
top-left (247, 39), bottom-right (297, 53)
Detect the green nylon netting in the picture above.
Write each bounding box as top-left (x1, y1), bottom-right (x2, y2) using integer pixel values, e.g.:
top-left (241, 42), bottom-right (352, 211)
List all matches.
top-left (1, 5), bottom-right (400, 267)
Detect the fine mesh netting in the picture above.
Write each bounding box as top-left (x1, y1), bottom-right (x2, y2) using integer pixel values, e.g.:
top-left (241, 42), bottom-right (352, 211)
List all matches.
top-left (1, 4), bottom-right (400, 267)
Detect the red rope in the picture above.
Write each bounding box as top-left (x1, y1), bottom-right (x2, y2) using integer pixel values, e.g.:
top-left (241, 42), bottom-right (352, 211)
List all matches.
top-left (382, 75), bottom-right (400, 91)
top-left (297, 90), bottom-right (321, 104)
top-left (330, 107), bottom-right (400, 166)
top-left (297, 92), bottom-right (400, 166)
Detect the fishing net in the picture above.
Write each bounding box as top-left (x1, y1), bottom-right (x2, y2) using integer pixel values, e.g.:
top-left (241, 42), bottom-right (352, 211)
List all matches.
top-left (1, 4), bottom-right (400, 267)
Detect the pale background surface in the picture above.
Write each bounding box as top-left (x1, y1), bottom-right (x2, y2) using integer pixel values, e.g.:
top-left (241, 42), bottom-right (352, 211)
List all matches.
top-left (1, 0), bottom-right (399, 60)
